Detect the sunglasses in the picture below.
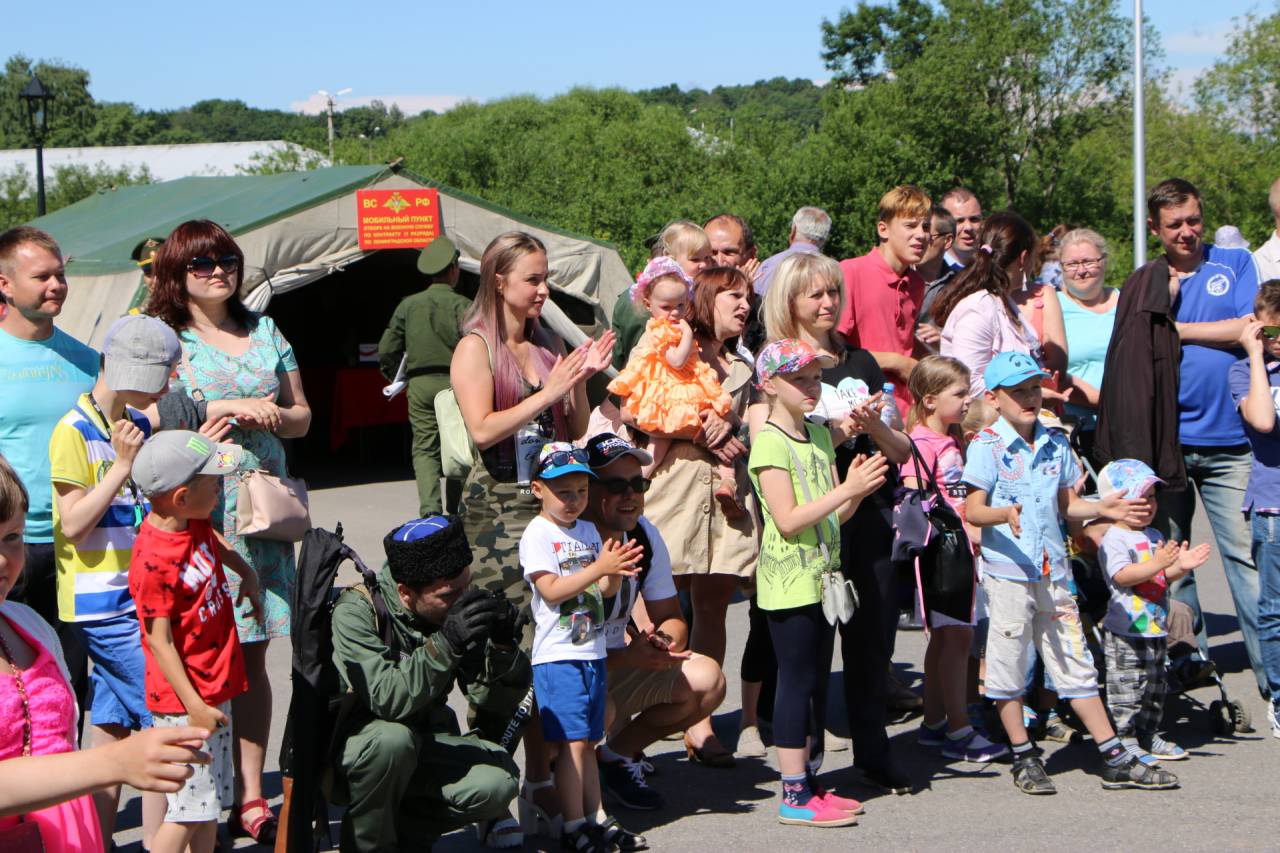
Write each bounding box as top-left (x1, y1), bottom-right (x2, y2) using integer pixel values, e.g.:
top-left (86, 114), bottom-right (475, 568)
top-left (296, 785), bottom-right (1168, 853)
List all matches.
top-left (599, 476), bottom-right (651, 495)
top-left (539, 448), bottom-right (590, 470)
top-left (186, 255), bottom-right (240, 278)
top-left (1262, 326), bottom-right (1280, 341)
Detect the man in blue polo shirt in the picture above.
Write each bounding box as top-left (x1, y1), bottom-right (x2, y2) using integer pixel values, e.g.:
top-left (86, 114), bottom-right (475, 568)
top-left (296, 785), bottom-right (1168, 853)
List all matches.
top-left (1145, 178), bottom-right (1268, 699)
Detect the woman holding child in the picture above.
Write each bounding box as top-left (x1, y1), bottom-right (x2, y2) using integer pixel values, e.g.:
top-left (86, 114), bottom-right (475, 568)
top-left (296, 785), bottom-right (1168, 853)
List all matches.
top-left (146, 220), bottom-right (311, 843)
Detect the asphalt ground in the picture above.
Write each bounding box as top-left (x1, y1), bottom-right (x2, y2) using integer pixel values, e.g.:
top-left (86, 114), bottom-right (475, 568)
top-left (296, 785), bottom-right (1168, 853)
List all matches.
top-left (113, 471), bottom-right (1279, 851)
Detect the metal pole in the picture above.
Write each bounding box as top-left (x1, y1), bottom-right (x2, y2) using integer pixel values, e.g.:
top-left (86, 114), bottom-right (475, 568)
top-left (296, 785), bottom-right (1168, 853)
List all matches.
top-left (34, 141), bottom-right (45, 217)
top-left (326, 94), bottom-right (336, 163)
top-left (1133, 0), bottom-right (1146, 269)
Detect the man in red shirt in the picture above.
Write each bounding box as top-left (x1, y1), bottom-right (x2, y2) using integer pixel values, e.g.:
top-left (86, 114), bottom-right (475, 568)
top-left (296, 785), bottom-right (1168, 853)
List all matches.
top-left (837, 185), bottom-right (932, 416)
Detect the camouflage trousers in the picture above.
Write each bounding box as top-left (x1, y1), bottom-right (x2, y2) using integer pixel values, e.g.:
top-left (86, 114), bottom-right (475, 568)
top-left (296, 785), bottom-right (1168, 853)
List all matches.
top-left (460, 464), bottom-right (539, 647)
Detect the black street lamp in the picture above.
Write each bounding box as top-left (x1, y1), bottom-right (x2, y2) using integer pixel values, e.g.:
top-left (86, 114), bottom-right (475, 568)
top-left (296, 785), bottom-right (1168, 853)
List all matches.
top-left (19, 73), bottom-right (52, 217)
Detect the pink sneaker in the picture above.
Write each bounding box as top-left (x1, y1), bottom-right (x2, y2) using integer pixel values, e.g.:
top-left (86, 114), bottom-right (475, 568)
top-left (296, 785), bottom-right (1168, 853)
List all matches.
top-left (814, 785), bottom-right (865, 815)
top-left (778, 796), bottom-right (859, 827)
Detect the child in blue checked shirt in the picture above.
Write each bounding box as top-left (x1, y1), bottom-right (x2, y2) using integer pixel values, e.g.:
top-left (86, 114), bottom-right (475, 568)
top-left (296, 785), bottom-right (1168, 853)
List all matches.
top-left (962, 352), bottom-right (1178, 795)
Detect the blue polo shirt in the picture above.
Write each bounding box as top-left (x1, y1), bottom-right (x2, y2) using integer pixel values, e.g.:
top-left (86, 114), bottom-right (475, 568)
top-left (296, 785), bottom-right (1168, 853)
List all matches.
top-left (1228, 355), bottom-right (1280, 513)
top-left (962, 417), bottom-right (1079, 582)
top-left (1173, 244), bottom-right (1259, 446)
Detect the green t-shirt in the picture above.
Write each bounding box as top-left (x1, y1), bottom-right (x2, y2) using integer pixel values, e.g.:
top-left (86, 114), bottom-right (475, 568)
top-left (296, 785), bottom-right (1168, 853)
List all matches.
top-left (748, 421), bottom-right (841, 611)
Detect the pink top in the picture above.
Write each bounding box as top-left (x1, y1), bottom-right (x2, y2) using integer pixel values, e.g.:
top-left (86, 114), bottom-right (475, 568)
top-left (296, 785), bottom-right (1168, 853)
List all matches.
top-left (940, 291), bottom-right (1042, 396)
top-left (836, 248), bottom-right (925, 415)
top-left (0, 615), bottom-right (103, 853)
top-left (900, 424), bottom-right (968, 519)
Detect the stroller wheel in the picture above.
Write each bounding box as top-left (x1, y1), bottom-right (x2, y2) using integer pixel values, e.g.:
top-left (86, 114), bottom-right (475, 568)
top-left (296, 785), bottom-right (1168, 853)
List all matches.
top-left (1209, 700), bottom-right (1233, 736)
top-left (1230, 699), bottom-right (1255, 734)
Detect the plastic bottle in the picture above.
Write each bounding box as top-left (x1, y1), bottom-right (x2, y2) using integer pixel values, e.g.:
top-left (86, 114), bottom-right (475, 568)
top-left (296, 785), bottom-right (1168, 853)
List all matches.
top-left (881, 383), bottom-right (897, 427)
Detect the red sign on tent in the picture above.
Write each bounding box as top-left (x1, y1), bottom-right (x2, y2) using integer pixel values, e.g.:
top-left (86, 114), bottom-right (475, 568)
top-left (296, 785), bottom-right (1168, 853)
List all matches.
top-left (356, 188), bottom-right (441, 250)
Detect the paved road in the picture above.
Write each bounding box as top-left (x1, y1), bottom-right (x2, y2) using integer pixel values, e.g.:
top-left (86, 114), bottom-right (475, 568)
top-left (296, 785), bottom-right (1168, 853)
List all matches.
top-left (115, 473), bottom-right (1278, 851)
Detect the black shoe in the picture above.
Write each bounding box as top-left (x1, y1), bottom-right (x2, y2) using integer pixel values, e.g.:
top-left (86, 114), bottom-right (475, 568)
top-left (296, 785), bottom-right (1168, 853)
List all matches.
top-left (596, 816), bottom-right (648, 851)
top-left (561, 822), bottom-right (613, 853)
top-left (1100, 755), bottom-right (1179, 790)
top-left (600, 755), bottom-right (665, 811)
top-left (1011, 753), bottom-right (1057, 795)
top-left (858, 764), bottom-right (912, 795)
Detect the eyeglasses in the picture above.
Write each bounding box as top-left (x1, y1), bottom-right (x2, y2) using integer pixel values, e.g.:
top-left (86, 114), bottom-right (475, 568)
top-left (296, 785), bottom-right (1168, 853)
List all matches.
top-left (1063, 256), bottom-right (1106, 272)
top-left (186, 255), bottom-right (240, 278)
top-left (599, 476), bottom-right (651, 495)
top-left (538, 448), bottom-right (590, 470)
top-left (1261, 326), bottom-right (1280, 340)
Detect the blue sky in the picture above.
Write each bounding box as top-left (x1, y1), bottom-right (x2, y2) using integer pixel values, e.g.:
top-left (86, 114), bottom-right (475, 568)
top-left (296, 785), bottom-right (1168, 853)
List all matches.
top-left (6, 0), bottom-right (1269, 115)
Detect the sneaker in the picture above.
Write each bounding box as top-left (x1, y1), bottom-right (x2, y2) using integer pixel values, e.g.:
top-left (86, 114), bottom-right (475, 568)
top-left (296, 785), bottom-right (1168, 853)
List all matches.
top-left (1269, 703), bottom-right (1280, 739)
top-left (857, 764), bottom-right (912, 795)
top-left (824, 730), bottom-right (851, 753)
top-left (595, 816), bottom-right (648, 851)
top-left (942, 730), bottom-right (1010, 763)
top-left (1139, 733), bottom-right (1188, 761)
top-left (917, 720), bottom-right (948, 747)
top-left (1100, 755), bottom-right (1179, 790)
top-left (811, 782), bottom-right (864, 815)
top-left (777, 796), bottom-right (859, 827)
top-left (635, 752), bottom-right (657, 776)
top-left (599, 755), bottom-right (664, 811)
top-left (737, 725), bottom-right (768, 758)
top-left (1038, 713), bottom-right (1078, 744)
top-left (1011, 753), bottom-right (1056, 795)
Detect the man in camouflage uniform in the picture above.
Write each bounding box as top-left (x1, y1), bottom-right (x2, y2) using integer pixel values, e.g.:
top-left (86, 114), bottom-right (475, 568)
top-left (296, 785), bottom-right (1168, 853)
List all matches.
top-left (330, 516), bottom-right (531, 851)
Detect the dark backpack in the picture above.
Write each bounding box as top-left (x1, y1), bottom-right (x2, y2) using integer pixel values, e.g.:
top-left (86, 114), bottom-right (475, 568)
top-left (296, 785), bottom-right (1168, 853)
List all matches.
top-left (279, 524), bottom-right (396, 852)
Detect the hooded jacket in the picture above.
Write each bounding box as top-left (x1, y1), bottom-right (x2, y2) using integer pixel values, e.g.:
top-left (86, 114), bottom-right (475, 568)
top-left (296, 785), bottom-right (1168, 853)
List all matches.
top-left (1094, 256), bottom-right (1187, 489)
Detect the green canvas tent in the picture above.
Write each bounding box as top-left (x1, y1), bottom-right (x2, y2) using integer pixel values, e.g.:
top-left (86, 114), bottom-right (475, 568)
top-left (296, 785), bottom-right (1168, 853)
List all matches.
top-left (32, 163), bottom-right (632, 349)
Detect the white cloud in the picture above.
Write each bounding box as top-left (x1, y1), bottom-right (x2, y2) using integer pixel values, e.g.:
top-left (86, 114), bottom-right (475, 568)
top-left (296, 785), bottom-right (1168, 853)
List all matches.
top-left (1164, 22), bottom-right (1235, 55)
top-left (290, 93), bottom-right (472, 116)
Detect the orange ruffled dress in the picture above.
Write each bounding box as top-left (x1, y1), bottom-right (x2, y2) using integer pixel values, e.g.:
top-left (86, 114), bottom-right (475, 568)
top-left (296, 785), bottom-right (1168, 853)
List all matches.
top-left (609, 318), bottom-right (732, 437)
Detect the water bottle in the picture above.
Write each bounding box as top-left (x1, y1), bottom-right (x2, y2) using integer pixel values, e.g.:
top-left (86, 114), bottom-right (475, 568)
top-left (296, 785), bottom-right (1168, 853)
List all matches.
top-left (880, 383), bottom-right (897, 428)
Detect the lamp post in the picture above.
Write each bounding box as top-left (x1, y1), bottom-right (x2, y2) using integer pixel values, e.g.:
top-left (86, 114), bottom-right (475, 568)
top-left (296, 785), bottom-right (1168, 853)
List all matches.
top-left (19, 73), bottom-right (52, 217)
top-left (1132, 0), bottom-right (1146, 269)
top-left (317, 87), bottom-right (352, 163)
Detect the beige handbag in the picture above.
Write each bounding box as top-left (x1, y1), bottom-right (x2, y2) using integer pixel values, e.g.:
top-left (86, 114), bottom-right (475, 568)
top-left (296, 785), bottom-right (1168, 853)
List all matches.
top-left (235, 469), bottom-right (311, 541)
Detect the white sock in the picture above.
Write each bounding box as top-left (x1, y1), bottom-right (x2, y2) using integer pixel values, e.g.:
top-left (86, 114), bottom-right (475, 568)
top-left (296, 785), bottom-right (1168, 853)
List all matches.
top-left (564, 817), bottom-right (587, 833)
top-left (588, 808), bottom-right (609, 825)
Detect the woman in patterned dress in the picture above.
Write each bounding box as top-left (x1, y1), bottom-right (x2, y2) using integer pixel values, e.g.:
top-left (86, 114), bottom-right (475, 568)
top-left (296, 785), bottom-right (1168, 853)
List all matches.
top-left (147, 220), bottom-right (310, 844)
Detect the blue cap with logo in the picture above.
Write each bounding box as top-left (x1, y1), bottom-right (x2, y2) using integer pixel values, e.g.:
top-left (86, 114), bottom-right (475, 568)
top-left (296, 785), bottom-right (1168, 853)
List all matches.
top-left (535, 441), bottom-right (596, 481)
top-left (983, 351), bottom-right (1049, 391)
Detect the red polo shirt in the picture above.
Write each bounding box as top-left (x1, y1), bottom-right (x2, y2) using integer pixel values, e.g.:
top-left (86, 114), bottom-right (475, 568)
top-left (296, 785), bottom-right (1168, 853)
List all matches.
top-left (836, 248), bottom-right (924, 416)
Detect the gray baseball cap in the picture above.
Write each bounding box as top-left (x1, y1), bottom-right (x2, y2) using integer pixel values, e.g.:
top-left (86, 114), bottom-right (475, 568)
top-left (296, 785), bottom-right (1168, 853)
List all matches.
top-left (133, 430), bottom-right (242, 496)
top-left (102, 315), bottom-right (182, 394)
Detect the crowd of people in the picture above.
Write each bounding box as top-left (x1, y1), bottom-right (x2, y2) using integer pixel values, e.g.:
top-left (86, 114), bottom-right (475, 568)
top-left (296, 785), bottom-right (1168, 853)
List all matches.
top-left (0, 173), bottom-right (1278, 852)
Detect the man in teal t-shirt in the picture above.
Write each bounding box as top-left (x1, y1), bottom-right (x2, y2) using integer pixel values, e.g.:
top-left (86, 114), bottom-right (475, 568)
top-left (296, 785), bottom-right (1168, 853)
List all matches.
top-left (0, 227), bottom-right (98, 645)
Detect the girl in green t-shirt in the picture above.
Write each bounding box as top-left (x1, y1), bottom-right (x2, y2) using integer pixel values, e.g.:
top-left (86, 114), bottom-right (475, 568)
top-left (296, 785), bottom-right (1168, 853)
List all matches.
top-left (747, 339), bottom-right (887, 829)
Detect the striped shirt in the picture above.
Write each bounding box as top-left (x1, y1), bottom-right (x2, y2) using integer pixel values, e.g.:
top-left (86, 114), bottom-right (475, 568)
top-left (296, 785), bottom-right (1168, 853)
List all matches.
top-left (50, 394), bottom-right (152, 622)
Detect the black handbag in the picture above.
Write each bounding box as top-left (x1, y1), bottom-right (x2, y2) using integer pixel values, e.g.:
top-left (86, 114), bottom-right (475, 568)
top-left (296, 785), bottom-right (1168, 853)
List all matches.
top-left (892, 437), bottom-right (976, 625)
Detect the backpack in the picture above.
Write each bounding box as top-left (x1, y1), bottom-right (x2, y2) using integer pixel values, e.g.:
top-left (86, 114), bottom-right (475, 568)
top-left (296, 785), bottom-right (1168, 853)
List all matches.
top-left (278, 524), bottom-right (397, 852)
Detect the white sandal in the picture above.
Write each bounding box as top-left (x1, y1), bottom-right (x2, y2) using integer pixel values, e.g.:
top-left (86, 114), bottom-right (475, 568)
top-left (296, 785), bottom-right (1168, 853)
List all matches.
top-left (475, 815), bottom-right (523, 849)
top-left (517, 778), bottom-right (562, 839)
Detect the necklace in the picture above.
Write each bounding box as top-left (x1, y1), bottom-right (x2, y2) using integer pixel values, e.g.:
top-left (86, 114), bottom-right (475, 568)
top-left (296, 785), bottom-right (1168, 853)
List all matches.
top-left (0, 628), bottom-right (33, 756)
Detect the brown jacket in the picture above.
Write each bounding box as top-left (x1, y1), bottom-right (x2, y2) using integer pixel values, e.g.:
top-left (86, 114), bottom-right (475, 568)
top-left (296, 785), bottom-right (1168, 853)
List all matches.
top-left (1095, 256), bottom-right (1187, 489)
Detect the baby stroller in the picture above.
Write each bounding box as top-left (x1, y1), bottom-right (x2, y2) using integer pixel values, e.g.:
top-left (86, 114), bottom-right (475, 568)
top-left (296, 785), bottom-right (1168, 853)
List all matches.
top-left (1061, 420), bottom-right (1253, 737)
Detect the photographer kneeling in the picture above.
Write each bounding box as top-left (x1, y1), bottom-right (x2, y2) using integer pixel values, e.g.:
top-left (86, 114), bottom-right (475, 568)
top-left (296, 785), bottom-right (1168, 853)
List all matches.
top-left (330, 516), bottom-right (531, 851)
top-left (582, 434), bottom-right (728, 810)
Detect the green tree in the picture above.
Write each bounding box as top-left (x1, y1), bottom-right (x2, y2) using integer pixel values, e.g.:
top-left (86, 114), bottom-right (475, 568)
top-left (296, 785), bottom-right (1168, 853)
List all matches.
top-left (1196, 11), bottom-right (1280, 138)
top-left (0, 161), bottom-right (152, 230)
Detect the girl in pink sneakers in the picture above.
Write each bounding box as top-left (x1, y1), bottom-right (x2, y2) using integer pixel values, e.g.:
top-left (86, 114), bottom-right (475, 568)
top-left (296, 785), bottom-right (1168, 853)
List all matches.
top-left (747, 339), bottom-right (888, 828)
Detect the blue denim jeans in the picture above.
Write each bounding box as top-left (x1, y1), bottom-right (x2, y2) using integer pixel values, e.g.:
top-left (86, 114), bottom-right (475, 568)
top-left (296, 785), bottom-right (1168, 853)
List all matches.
top-left (1251, 512), bottom-right (1280, 709)
top-left (1155, 445), bottom-right (1267, 697)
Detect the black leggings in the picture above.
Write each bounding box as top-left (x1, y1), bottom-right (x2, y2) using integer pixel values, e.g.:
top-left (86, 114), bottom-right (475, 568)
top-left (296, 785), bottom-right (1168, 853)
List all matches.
top-left (767, 603), bottom-right (835, 750)
top-left (740, 596), bottom-right (778, 720)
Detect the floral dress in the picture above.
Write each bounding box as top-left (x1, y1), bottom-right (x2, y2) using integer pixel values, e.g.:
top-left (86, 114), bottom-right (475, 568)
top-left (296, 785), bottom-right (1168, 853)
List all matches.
top-left (176, 315), bottom-right (299, 643)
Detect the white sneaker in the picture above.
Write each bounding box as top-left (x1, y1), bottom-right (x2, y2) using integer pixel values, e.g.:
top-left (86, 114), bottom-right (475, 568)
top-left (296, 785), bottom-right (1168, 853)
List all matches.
top-left (737, 725), bottom-right (768, 758)
top-left (1268, 703), bottom-right (1280, 740)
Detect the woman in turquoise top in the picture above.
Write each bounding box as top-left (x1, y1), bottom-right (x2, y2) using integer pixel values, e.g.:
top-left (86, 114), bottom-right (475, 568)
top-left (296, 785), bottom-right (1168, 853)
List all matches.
top-left (1056, 228), bottom-right (1118, 461)
top-left (146, 219), bottom-right (310, 844)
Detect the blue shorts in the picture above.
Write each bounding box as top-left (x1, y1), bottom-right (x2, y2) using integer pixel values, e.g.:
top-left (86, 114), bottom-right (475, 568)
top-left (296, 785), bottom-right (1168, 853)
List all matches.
top-left (533, 659), bottom-right (606, 743)
top-left (72, 611), bottom-right (152, 730)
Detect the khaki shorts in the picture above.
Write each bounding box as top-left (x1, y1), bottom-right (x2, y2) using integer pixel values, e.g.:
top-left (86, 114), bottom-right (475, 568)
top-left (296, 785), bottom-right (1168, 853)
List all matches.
top-left (608, 660), bottom-right (686, 721)
top-left (983, 575), bottom-right (1099, 701)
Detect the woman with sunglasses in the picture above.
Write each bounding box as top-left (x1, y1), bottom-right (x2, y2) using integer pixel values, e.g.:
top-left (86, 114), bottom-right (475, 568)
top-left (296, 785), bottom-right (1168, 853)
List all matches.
top-left (145, 219), bottom-right (311, 845)
top-left (1055, 229), bottom-right (1118, 466)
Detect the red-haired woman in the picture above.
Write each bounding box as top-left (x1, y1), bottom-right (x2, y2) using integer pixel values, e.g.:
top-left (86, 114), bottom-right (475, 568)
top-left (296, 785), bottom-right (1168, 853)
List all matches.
top-left (145, 219), bottom-right (310, 844)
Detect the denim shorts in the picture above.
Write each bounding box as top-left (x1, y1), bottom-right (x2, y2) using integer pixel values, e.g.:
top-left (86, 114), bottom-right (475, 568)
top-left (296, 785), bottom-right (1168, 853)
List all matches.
top-left (533, 658), bottom-right (607, 742)
top-left (72, 611), bottom-right (152, 730)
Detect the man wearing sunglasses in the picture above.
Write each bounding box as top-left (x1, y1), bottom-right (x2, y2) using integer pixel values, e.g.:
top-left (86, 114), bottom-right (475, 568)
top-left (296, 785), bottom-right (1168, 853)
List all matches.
top-left (581, 433), bottom-right (727, 813)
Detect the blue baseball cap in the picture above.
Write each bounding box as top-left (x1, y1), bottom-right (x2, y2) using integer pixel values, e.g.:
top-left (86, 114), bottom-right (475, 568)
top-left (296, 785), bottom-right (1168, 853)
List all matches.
top-left (535, 441), bottom-right (596, 481)
top-left (984, 351), bottom-right (1048, 391)
top-left (1097, 459), bottom-right (1164, 500)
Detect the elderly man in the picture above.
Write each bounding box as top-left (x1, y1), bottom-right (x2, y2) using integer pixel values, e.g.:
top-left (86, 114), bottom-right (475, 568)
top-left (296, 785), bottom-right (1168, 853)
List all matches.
top-left (1098, 177), bottom-right (1268, 699)
top-left (754, 206), bottom-right (832, 298)
top-left (940, 187), bottom-right (983, 270)
top-left (1254, 177), bottom-right (1280, 283)
top-left (581, 433), bottom-right (727, 811)
top-left (704, 213), bottom-right (760, 279)
top-left (330, 516), bottom-right (530, 851)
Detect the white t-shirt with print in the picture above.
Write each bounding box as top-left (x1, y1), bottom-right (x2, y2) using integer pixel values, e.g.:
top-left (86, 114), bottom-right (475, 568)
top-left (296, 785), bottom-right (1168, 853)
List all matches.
top-left (520, 515), bottom-right (608, 665)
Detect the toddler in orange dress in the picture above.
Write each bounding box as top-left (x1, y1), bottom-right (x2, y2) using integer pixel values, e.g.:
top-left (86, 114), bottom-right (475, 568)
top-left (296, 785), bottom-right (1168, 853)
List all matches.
top-left (609, 257), bottom-right (738, 507)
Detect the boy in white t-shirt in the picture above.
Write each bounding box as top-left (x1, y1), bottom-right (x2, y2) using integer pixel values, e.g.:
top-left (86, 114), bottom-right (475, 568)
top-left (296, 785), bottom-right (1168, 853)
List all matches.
top-left (519, 442), bottom-right (646, 853)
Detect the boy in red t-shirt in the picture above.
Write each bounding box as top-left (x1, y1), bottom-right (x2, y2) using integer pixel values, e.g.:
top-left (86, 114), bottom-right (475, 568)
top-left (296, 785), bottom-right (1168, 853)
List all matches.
top-left (128, 430), bottom-right (260, 853)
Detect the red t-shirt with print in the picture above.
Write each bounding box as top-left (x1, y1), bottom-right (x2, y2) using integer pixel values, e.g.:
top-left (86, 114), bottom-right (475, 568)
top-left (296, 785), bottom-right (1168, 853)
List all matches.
top-left (129, 518), bottom-right (248, 714)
